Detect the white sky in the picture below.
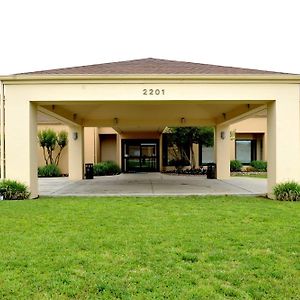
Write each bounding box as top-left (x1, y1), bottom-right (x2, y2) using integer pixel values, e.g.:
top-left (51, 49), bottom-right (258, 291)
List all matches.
top-left (1, 0), bottom-right (300, 75)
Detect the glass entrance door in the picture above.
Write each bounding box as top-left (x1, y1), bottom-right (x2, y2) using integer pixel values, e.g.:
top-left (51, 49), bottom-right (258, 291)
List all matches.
top-left (123, 140), bottom-right (159, 172)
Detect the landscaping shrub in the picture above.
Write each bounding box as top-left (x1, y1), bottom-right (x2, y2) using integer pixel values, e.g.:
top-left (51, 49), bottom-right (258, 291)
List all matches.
top-left (230, 160), bottom-right (242, 172)
top-left (93, 163), bottom-right (105, 176)
top-left (38, 164), bottom-right (62, 177)
top-left (273, 181), bottom-right (300, 201)
top-left (169, 158), bottom-right (190, 169)
top-left (163, 167), bottom-right (207, 175)
top-left (93, 161), bottom-right (121, 176)
top-left (0, 179), bottom-right (30, 200)
top-left (251, 160), bottom-right (267, 172)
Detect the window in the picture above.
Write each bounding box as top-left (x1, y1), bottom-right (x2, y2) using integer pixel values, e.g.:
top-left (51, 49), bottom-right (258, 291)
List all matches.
top-left (199, 144), bottom-right (214, 165)
top-left (235, 140), bottom-right (256, 164)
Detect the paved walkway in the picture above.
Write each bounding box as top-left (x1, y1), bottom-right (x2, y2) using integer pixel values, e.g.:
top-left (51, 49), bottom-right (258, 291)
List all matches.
top-left (39, 173), bottom-right (267, 196)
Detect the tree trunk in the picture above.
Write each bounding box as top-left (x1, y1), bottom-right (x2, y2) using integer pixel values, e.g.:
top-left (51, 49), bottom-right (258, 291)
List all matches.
top-left (42, 147), bottom-right (48, 165)
top-left (55, 146), bottom-right (63, 166)
top-left (190, 144), bottom-right (195, 169)
top-left (47, 147), bottom-right (54, 165)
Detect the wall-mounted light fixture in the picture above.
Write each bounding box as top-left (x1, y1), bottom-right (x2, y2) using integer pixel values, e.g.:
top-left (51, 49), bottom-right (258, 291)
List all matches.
top-left (72, 132), bottom-right (78, 140)
top-left (230, 130), bottom-right (236, 140)
top-left (181, 117), bottom-right (186, 124)
top-left (114, 117), bottom-right (119, 125)
top-left (220, 131), bottom-right (226, 140)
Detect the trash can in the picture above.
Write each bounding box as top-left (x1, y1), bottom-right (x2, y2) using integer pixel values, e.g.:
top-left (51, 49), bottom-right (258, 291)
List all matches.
top-left (85, 163), bottom-right (94, 179)
top-left (207, 163), bottom-right (216, 179)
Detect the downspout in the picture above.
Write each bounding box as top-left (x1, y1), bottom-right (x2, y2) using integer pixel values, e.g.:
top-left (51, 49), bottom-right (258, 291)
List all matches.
top-left (0, 81), bottom-right (5, 180)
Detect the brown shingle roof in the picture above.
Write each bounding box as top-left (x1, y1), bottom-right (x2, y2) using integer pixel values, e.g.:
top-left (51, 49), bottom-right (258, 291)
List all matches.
top-left (17, 58), bottom-right (289, 75)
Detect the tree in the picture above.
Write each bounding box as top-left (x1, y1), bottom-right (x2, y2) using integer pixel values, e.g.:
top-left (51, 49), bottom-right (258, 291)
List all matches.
top-left (168, 127), bottom-right (214, 169)
top-left (38, 129), bottom-right (68, 166)
top-left (55, 131), bottom-right (68, 165)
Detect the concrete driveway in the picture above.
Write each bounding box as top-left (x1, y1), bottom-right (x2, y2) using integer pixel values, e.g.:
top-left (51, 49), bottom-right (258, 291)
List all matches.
top-left (39, 173), bottom-right (267, 196)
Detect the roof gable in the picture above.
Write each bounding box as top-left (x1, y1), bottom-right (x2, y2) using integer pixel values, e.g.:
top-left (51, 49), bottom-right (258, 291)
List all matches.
top-left (17, 58), bottom-right (288, 75)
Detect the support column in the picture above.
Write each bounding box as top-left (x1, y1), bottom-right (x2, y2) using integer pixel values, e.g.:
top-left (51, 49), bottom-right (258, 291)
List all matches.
top-left (94, 127), bottom-right (100, 163)
top-left (5, 101), bottom-right (38, 198)
top-left (267, 99), bottom-right (300, 197)
top-left (83, 127), bottom-right (95, 164)
top-left (116, 134), bottom-right (122, 168)
top-left (193, 143), bottom-right (199, 168)
top-left (215, 124), bottom-right (230, 179)
top-left (68, 125), bottom-right (84, 180)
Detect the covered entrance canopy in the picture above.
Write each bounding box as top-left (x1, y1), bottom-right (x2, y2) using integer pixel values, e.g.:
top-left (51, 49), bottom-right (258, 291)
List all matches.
top-left (1, 58), bottom-right (300, 198)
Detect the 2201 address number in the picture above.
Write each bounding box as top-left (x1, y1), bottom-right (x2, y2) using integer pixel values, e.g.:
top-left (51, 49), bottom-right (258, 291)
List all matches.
top-left (142, 89), bottom-right (165, 96)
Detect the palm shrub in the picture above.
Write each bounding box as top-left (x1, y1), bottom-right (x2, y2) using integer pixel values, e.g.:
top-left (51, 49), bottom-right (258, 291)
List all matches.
top-left (0, 180), bottom-right (30, 200)
top-left (251, 160), bottom-right (267, 171)
top-left (230, 160), bottom-right (242, 172)
top-left (273, 181), bottom-right (300, 201)
top-left (93, 161), bottom-right (121, 176)
top-left (38, 164), bottom-right (62, 177)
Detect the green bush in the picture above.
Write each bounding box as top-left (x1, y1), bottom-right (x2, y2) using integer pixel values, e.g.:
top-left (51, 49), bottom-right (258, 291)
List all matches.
top-left (250, 160), bottom-right (267, 171)
top-left (273, 181), bottom-right (300, 201)
top-left (0, 179), bottom-right (30, 200)
top-left (230, 160), bottom-right (243, 172)
top-left (93, 161), bottom-right (121, 176)
top-left (38, 164), bottom-right (62, 177)
top-left (168, 158), bottom-right (190, 168)
top-left (93, 163), bottom-right (106, 176)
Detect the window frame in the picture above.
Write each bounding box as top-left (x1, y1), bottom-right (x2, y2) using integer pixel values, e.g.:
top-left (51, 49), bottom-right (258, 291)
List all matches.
top-left (235, 139), bottom-right (257, 164)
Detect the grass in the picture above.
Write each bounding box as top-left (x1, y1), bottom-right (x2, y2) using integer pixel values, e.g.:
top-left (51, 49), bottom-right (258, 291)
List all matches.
top-left (0, 196), bottom-right (299, 299)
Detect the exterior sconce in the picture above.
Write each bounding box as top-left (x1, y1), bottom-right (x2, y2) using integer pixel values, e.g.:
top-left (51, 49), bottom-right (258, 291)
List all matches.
top-left (114, 118), bottom-right (119, 125)
top-left (230, 130), bottom-right (236, 140)
top-left (72, 132), bottom-right (78, 140)
top-left (220, 131), bottom-right (226, 140)
top-left (181, 117), bottom-right (186, 124)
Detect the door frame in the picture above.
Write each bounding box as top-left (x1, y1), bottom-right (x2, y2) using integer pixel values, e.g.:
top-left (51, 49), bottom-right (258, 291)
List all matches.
top-left (121, 139), bottom-right (160, 172)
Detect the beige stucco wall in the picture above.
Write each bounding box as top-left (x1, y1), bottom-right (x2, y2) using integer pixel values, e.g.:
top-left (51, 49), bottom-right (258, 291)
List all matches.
top-left (3, 79), bottom-right (300, 198)
top-left (98, 127), bottom-right (118, 134)
top-left (231, 117), bottom-right (267, 133)
top-left (37, 124), bottom-right (69, 174)
top-left (100, 134), bottom-right (117, 162)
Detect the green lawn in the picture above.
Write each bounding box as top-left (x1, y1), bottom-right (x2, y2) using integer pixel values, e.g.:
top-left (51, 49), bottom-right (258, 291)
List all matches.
top-left (0, 196), bottom-right (299, 299)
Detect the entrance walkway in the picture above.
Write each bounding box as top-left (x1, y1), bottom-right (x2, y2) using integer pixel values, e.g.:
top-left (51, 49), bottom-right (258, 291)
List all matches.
top-left (39, 173), bottom-right (267, 196)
